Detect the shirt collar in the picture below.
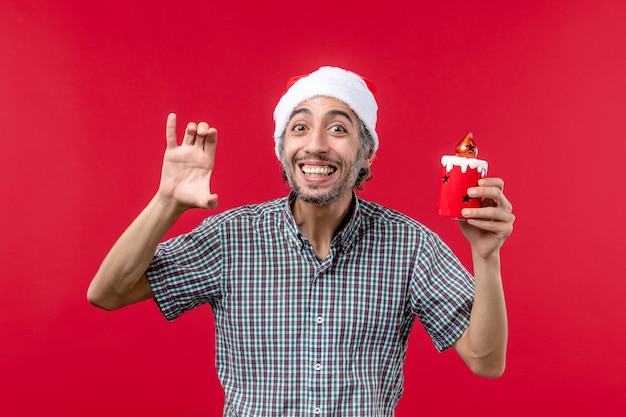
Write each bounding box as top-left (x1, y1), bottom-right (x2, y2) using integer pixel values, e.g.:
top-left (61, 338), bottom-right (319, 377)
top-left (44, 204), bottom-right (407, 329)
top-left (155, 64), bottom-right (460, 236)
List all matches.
top-left (282, 192), bottom-right (363, 253)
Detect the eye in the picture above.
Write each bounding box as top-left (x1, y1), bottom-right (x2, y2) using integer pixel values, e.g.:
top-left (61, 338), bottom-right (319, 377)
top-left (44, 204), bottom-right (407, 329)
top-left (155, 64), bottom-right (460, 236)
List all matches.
top-left (329, 125), bottom-right (347, 133)
top-left (291, 123), bottom-right (307, 132)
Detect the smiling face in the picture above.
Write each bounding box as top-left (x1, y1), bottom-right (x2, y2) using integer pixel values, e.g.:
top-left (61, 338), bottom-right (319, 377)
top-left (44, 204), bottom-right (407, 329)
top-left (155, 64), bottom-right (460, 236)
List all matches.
top-left (278, 96), bottom-right (372, 206)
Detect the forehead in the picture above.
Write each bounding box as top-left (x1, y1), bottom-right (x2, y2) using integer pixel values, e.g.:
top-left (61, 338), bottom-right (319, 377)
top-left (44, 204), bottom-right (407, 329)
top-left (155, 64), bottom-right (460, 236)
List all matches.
top-left (292, 96), bottom-right (358, 120)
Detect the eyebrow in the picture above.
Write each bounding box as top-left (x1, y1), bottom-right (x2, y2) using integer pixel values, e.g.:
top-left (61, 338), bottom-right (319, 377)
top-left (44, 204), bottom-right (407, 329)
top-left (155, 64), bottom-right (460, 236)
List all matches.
top-left (327, 109), bottom-right (355, 126)
top-left (287, 107), bottom-right (355, 126)
top-left (288, 107), bottom-right (311, 121)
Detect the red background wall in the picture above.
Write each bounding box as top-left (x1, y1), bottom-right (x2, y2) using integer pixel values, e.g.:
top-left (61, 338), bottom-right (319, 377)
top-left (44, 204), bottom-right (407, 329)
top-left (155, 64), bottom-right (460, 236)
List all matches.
top-left (2, 0), bottom-right (625, 415)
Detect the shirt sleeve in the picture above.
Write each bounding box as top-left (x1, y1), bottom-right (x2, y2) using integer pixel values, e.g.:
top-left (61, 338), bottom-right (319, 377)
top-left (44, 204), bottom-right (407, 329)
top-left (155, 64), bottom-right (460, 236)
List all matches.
top-left (409, 231), bottom-right (475, 352)
top-left (145, 217), bottom-right (223, 321)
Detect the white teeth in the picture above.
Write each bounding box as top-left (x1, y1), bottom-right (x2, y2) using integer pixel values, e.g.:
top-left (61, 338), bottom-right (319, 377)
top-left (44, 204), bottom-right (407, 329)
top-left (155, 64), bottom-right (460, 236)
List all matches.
top-left (301, 166), bottom-right (336, 176)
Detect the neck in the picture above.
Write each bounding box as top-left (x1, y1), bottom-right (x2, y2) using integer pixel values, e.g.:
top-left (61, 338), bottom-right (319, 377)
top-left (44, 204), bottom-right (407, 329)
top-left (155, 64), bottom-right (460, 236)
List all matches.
top-left (292, 191), bottom-right (354, 259)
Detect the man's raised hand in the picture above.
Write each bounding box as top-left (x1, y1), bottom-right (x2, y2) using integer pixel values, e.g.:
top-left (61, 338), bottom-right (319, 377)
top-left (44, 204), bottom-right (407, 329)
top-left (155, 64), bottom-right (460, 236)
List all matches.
top-left (158, 113), bottom-right (219, 211)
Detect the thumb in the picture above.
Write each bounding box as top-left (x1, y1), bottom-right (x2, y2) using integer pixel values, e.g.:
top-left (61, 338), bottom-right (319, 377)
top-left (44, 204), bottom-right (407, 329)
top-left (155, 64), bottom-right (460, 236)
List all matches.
top-left (206, 194), bottom-right (219, 209)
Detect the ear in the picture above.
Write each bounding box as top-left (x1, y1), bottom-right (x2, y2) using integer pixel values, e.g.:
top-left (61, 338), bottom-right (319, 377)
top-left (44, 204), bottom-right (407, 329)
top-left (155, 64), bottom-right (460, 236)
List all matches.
top-left (361, 152), bottom-right (375, 169)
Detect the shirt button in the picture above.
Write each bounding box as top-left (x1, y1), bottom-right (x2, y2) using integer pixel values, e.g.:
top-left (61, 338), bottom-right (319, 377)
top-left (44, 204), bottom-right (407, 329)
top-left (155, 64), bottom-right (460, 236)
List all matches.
top-left (315, 316), bottom-right (324, 324)
top-left (314, 407), bottom-right (321, 414)
top-left (314, 363), bottom-right (322, 371)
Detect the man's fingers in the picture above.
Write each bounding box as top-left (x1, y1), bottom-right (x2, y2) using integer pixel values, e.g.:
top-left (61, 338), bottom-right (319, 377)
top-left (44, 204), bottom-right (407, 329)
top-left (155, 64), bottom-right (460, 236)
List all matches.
top-left (165, 113), bottom-right (178, 149)
top-left (197, 127), bottom-right (218, 154)
top-left (166, 115), bottom-right (217, 150)
top-left (183, 122), bottom-right (198, 145)
top-left (204, 127), bottom-right (218, 146)
top-left (462, 176), bottom-right (514, 224)
top-left (468, 178), bottom-right (512, 212)
top-left (463, 205), bottom-right (511, 220)
top-left (197, 122), bottom-right (209, 136)
top-left (466, 216), bottom-right (514, 235)
top-left (195, 122), bottom-right (210, 148)
top-left (478, 177), bottom-right (505, 190)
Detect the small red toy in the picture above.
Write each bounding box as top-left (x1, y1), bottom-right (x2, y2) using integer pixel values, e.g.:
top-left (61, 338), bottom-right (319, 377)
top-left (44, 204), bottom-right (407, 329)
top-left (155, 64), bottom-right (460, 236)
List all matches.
top-left (437, 133), bottom-right (488, 219)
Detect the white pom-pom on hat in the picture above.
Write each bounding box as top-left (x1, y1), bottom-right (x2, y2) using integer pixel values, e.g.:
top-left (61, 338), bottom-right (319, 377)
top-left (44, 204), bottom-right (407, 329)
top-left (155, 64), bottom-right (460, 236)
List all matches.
top-left (273, 66), bottom-right (379, 159)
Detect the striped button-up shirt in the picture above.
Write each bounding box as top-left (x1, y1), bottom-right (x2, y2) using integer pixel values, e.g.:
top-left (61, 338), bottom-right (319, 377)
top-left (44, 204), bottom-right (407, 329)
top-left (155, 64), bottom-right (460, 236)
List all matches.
top-left (146, 194), bottom-right (474, 416)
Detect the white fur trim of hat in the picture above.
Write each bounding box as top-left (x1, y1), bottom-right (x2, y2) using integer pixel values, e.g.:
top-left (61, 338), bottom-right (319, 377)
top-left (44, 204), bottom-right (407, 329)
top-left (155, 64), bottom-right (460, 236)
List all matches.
top-left (273, 66), bottom-right (379, 159)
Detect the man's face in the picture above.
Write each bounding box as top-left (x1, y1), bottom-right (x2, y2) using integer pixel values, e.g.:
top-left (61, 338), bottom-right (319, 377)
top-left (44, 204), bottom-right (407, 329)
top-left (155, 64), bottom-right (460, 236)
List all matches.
top-left (280, 96), bottom-right (371, 206)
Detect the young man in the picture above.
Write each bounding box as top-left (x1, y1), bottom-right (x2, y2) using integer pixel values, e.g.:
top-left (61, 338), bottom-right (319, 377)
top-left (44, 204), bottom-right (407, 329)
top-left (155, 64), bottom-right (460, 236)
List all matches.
top-left (88, 66), bottom-right (515, 416)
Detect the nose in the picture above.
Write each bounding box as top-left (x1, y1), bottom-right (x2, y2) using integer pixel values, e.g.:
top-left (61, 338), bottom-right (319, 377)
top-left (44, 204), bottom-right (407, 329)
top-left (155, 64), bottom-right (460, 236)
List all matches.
top-left (303, 127), bottom-right (329, 155)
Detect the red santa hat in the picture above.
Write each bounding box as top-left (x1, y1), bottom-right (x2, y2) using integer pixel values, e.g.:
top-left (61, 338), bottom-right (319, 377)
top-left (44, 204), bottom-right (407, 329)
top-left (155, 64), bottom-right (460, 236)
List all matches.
top-left (273, 66), bottom-right (379, 158)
